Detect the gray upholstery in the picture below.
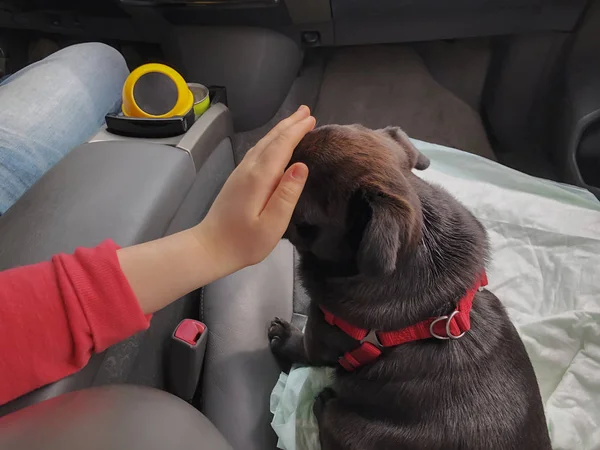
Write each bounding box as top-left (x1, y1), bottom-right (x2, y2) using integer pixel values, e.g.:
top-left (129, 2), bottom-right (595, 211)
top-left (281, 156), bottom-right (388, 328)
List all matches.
top-left (166, 139), bottom-right (235, 237)
top-left (0, 141), bottom-right (195, 269)
top-left (0, 385), bottom-right (232, 450)
top-left (0, 140), bottom-right (196, 416)
top-left (0, 116), bottom-right (235, 416)
top-left (172, 27), bottom-right (302, 132)
top-left (201, 240), bottom-right (296, 450)
top-left (0, 357), bottom-right (106, 420)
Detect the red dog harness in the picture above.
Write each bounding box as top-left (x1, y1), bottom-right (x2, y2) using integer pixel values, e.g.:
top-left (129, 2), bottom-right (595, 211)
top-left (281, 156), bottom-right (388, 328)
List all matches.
top-left (320, 273), bottom-right (488, 371)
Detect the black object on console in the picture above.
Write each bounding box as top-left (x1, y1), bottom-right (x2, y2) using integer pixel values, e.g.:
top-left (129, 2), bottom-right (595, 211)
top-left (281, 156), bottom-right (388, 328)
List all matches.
top-left (105, 85), bottom-right (228, 139)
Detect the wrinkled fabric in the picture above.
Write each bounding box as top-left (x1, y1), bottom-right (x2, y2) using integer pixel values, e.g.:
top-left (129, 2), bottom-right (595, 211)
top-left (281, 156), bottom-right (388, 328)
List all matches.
top-left (271, 367), bottom-right (335, 450)
top-left (271, 140), bottom-right (600, 450)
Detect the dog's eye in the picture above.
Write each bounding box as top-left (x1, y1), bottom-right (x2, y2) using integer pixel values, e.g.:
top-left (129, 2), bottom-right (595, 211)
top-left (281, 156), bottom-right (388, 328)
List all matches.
top-left (296, 223), bottom-right (319, 241)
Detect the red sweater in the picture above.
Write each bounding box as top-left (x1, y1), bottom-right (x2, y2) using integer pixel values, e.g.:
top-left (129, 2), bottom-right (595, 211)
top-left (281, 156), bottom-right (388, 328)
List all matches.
top-left (0, 240), bottom-right (150, 405)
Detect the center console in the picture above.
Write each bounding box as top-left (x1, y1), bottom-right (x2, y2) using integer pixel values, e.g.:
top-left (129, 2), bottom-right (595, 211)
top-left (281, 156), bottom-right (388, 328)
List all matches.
top-left (90, 94), bottom-right (232, 173)
top-left (0, 77), bottom-right (235, 418)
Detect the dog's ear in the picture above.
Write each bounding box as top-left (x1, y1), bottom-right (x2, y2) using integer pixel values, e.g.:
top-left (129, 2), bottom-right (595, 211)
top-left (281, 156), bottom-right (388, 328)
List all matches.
top-left (380, 126), bottom-right (430, 171)
top-left (349, 187), bottom-right (417, 277)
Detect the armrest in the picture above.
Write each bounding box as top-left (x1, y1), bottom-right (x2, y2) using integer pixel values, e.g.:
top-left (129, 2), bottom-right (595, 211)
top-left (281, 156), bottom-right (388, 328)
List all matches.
top-left (0, 385), bottom-right (233, 450)
top-left (0, 140), bottom-right (195, 269)
top-left (90, 103), bottom-right (234, 174)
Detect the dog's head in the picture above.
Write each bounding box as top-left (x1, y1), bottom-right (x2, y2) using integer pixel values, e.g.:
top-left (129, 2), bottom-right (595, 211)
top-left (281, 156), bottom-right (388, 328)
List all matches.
top-left (286, 124), bottom-right (430, 277)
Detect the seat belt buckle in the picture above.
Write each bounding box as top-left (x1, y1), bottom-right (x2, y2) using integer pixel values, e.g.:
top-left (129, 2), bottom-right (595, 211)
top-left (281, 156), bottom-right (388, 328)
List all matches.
top-left (168, 319), bottom-right (208, 402)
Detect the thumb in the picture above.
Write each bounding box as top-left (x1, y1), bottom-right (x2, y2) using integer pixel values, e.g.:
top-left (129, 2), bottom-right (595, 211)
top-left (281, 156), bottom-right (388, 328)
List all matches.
top-left (260, 163), bottom-right (308, 231)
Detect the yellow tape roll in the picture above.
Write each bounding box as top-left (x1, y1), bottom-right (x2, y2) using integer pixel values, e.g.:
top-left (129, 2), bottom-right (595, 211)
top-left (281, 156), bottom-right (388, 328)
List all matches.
top-left (122, 63), bottom-right (194, 119)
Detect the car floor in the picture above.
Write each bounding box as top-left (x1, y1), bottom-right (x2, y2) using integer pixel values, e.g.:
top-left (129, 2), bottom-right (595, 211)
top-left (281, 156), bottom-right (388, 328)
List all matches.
top-left (315, 44), bottom-right (496, 160)
top-left (234, 40), bottom-right (560, 182)
top-left (234, 40), bottom-right (496, 162)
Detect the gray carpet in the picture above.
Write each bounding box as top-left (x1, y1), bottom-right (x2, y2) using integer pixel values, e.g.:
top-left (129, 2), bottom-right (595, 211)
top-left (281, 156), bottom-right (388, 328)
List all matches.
top-left (315, 45), bottom-right (496, 160)
top-left (414, 38), bottom-right (491, 112)
top-left (233, 43), bottom-right (495, 161)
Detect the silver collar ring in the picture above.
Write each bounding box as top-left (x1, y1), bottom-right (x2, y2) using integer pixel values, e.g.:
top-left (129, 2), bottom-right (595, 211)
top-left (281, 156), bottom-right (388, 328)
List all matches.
top-left (429, 310), bottom-right (466, 340)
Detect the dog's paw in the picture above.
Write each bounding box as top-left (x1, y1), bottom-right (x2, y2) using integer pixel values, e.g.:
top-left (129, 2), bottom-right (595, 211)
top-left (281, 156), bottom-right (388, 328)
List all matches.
top-left (313, 387), bottom-right (336, 421)
top-left (268, 317), bottom-right (293, 349)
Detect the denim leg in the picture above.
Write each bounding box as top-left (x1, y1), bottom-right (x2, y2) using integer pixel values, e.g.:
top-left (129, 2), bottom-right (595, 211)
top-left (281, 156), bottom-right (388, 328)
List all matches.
top-left (0, 43), bottom-right (129, 214)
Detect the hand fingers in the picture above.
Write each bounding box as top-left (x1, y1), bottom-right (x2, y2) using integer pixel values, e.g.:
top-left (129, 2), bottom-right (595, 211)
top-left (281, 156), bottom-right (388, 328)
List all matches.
top-left (250, 115), bottom-right (315, 212)
top-left (255, 115), bottom-right (316, 171)
top-left (250, 105), bottom-right (311, 158)
top-left (259, 163), bottom-right (308, 233)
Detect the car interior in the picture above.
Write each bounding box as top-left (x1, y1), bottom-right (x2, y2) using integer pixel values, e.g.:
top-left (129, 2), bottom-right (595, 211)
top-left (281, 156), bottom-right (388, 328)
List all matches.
top-left (0, 0), bottom-right (599, 449)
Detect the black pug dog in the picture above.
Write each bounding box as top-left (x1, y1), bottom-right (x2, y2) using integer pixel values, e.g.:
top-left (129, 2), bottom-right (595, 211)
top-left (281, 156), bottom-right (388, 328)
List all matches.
top-left (268, 125), bottom-right (550, 450)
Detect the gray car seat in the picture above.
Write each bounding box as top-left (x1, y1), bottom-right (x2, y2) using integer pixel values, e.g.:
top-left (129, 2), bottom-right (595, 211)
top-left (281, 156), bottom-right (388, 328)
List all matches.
top-left (200, 240), bottom-right (309, 449)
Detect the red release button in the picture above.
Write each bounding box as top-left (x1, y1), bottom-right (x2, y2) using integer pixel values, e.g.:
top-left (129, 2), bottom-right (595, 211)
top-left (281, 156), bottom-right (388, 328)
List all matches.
top-left (174, 319), bottom-right (206, 345)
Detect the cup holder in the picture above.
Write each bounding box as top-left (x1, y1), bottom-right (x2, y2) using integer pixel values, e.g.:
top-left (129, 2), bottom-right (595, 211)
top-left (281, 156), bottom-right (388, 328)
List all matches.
top-left (105, 86), bottom-right (228, 139)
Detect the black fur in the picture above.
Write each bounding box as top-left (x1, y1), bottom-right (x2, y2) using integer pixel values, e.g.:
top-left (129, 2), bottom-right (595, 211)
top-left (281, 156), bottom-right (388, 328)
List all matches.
top-left (269, 125), bottom-right (551, 450)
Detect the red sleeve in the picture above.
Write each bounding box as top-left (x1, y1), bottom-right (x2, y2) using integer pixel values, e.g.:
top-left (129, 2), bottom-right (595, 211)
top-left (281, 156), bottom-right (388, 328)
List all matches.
top-left (0, 240), bottom-right (150, 405)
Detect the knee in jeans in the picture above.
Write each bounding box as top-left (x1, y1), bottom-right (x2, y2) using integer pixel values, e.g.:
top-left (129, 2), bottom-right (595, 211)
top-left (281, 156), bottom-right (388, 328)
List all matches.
top-left (55, 43), bottom-right (130, 111)
top-left (54, 42), bottom-right (129, 81)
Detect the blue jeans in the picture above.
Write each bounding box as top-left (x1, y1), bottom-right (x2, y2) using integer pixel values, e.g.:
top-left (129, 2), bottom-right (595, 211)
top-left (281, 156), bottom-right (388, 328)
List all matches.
top-left (0, 43), bottom-right (129, 214)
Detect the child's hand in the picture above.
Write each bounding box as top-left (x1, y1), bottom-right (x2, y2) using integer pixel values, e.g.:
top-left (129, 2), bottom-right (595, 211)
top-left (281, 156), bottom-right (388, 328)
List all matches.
top-left (117, 107), bottom-right (314, 314)
top-left (193, 106), bottom-right (316, 275)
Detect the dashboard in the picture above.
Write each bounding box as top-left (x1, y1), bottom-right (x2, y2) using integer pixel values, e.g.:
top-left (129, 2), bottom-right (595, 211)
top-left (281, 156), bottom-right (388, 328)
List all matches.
top-left (0, 0), bottom-right (589, 46)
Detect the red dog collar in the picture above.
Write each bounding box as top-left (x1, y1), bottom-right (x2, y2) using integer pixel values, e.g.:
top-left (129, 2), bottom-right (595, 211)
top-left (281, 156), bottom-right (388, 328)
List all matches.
top-left (320, 272), bottom-right (488, 371)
